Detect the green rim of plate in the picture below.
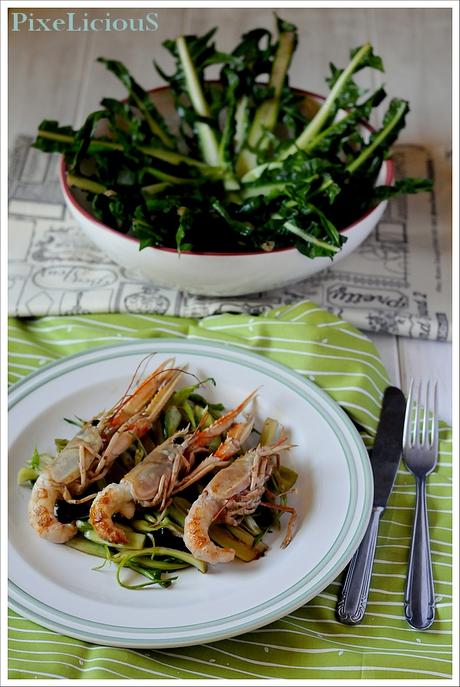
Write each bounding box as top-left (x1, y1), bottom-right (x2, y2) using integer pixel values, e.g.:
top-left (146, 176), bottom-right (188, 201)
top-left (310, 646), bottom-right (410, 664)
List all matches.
top-left (8, 339), bottom-right (373, 648)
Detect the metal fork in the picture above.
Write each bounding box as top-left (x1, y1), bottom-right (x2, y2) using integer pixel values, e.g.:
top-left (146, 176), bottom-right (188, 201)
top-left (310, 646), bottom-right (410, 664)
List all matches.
top-left (402, 379), bottom-right (439, 630)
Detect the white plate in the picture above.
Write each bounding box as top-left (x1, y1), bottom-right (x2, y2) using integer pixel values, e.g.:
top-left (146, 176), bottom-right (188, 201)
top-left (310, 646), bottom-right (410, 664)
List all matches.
top-left (8, 340), bottom-right (373, 648)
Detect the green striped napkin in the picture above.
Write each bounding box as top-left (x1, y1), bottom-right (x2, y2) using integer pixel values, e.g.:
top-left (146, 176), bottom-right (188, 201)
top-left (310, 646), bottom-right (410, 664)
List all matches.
top-left (8, 301), bottom-right (452, 680)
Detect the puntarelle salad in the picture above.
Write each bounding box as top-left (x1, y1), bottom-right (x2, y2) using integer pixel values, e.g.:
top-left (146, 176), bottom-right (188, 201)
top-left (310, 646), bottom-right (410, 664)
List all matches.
top-left (19, 358), bottom-right (297, 590)
top-left (32, 15), bottom-right (431, 258)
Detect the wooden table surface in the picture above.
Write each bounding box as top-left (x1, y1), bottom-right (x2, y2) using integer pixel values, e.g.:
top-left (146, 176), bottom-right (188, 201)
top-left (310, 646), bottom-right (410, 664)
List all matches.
top-left (8, 6), bottom-right (453, 423)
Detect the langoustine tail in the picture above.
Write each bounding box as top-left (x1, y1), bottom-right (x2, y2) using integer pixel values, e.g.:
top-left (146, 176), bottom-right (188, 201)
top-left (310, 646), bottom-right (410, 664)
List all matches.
top-left (28, 474), bottom-right (77, 544)
top-left (183, 492), bottom-right (235, 564)
top-left (89, 482), bottom-right (135, 544)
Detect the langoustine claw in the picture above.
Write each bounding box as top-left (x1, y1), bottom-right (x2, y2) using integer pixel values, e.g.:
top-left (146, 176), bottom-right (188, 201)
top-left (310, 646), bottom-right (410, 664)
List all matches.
top-left (28, 358), bottom-right (184, 543)
top-left (173, 419), bottom-right (255, 494)
top-left (183, 436), bottom-right (294, 564)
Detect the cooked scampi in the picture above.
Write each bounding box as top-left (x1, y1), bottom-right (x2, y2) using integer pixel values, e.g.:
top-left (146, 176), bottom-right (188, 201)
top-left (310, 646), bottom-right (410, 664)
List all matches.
top-left (184, 435), bottom-right (296, 564)
top-left (89, 393), bottom-right (256, 544)
top-left (27, 358), bottom-right (183, 543)
top-left (19, 358), bottom-right (298, 589)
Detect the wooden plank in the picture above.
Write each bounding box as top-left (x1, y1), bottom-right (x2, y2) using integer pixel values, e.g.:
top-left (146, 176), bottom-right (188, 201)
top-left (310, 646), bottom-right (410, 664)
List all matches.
top-left (8, 9), bottom-right (90, 145)
top-left (397, 337), bottom-right (452, 424)
top-left (367, 333), bottom-right (401, 387)
top-left (367, 333), bottom-right (452, 425)
top-left (7, 9), bottom-right (188, 139)
top-left (368, 8), bottom-right (452, 147)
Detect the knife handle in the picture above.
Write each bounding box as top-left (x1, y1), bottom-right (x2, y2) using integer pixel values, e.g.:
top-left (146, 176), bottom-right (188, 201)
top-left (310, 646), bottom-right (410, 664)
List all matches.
top-left (337, 506), bottom-right (383, 624)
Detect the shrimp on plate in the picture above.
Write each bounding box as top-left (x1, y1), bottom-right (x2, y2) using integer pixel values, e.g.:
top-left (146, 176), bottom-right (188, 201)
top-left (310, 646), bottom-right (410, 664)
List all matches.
top-left (89, 392), bottom-right (257, 545)
top-left (28, 358), bottom-right (184, 543)
top-left (183, 434), bottom-right (297, 564)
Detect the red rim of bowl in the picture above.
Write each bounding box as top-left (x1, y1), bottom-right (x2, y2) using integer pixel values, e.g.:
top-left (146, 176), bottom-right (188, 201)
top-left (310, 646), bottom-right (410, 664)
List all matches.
top-left (60, 86), bottom-right (394, 258)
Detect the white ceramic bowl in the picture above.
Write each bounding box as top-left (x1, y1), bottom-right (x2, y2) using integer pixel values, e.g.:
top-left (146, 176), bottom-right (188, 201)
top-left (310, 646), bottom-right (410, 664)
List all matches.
top-left (60, 88), bottom-right (393, 297)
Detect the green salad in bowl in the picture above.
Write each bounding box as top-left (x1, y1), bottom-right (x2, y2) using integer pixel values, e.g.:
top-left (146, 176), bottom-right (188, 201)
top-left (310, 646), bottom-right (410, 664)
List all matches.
top-left (32, 15), bottom-right (431, 294)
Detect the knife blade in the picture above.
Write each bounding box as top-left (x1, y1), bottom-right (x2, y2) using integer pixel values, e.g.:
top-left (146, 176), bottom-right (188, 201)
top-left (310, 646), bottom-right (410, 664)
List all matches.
top-left (337, 386), bottom-right (406, 624)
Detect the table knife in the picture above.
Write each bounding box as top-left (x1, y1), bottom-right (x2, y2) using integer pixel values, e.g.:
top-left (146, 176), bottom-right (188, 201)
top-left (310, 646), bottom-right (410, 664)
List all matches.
top-left (337, 386), bottom-right (406, 624)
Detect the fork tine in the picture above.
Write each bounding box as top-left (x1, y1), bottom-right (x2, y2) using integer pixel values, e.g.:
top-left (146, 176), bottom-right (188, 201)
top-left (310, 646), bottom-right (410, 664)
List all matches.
top-left (414, 379), bottom-right (422, 447)
top-left (403, 378), bottom-right (414, 449)
top-left (431, 380), bottom-right (439, 451)
top-left (422, 380), bottom-right (430, 449)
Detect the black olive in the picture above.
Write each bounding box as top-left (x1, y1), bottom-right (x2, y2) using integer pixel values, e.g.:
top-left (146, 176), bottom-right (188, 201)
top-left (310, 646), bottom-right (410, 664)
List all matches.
top-left (155, 527), bottom-right (187, 550)
top-left (54, 499), bottom-right (91, 523)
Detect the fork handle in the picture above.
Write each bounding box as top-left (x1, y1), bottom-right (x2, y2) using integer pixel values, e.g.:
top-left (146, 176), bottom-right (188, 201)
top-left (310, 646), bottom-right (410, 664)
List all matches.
top-left (337, 506), bottom-right (383, 624)
top-left (404, 476), bottom-right (435, 630)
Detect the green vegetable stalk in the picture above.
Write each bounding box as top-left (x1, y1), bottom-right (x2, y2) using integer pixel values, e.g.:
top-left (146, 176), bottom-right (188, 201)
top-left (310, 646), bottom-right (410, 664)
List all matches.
top-left (282, 43), bottom-right (382, 158)
top-left (97, 58), bottom-right (175, 149)
top-left (236, 17), bottom-right (297, 175)
top-left (176, 36), bottom-right (221, 167)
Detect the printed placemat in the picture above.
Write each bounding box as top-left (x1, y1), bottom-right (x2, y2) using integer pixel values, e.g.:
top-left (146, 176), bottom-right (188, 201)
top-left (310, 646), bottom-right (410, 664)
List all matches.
top-left (9, 140), bottom-right (451, 340)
